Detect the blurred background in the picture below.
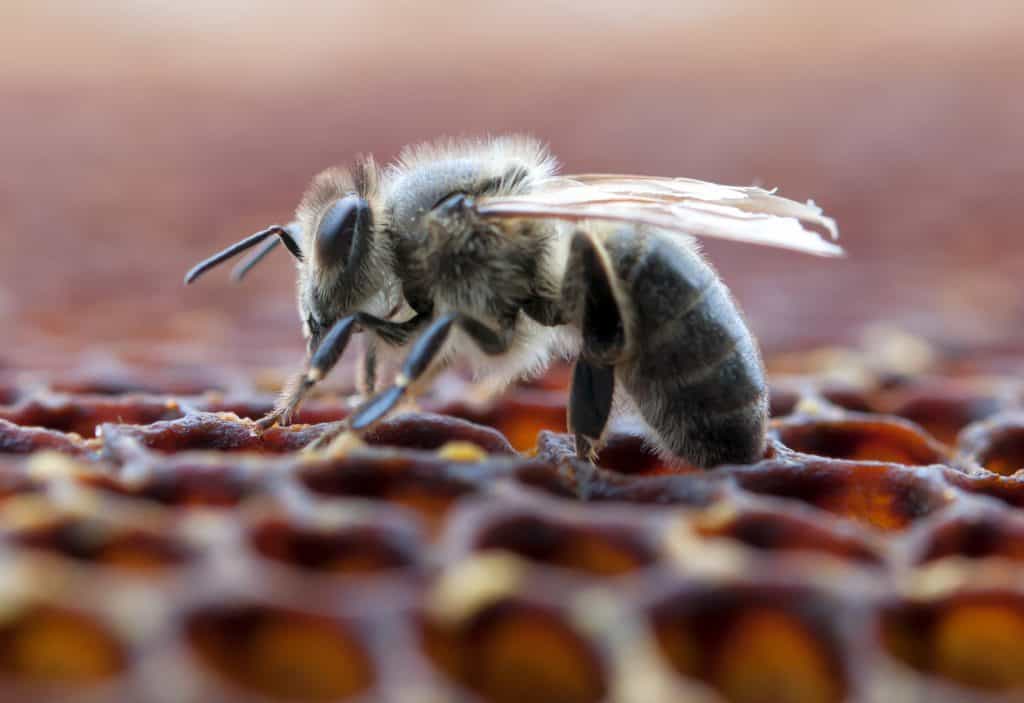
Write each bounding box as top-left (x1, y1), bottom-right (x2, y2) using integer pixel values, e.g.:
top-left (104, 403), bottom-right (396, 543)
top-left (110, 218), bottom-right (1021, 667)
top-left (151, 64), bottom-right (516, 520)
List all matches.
top-left (2, 1), bottom-right (1023, 375)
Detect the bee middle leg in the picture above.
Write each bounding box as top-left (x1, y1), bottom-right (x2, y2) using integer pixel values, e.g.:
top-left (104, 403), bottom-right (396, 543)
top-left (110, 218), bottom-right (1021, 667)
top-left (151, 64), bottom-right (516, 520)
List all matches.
top-left (563, 231), bottom-right (627, 461)
top-left (348, 312), bottom-right (512, 430)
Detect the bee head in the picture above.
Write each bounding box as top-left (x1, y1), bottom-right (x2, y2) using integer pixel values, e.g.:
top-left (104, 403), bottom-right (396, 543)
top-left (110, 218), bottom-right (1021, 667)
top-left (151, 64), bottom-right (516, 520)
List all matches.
top-left (296, 160), bottom-right (393, 354)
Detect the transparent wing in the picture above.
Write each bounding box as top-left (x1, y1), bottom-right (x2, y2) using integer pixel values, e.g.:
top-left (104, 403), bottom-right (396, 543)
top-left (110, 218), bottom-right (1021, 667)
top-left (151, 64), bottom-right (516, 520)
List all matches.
top-left (472, 175), bottom-right (842, 257)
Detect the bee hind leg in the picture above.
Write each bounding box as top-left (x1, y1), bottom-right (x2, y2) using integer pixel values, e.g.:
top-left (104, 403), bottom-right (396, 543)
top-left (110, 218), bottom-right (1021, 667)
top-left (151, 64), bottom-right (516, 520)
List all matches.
top-left (563, 230), bottom-right (627, 462)
top-left (569, 360), bottom-right (615, 462)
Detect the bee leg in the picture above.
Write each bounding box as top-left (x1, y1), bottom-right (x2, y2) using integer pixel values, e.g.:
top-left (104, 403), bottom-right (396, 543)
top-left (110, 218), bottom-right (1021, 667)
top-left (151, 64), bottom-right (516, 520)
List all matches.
top-left (256, 315), bottom-right (360, 430)
top-left (569, 360), bottom-right (615, 461)
top-left (358, 311), bottom-right (432, 347)
top-left (563, 231), bottom-right (627, 461)
top-left (349, 312), bottom-right (512, 430)
top-left (348, 313), bottom-right (459, 430)
top-left (357, 337), bottom-right (378, 397)
top-left (230, 236), bottom-right (280, 282)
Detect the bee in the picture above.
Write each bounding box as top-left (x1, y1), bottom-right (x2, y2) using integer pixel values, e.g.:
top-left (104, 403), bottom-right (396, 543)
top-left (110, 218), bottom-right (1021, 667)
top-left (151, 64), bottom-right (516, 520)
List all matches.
top-left (185, 136), bottom-right (841, 468)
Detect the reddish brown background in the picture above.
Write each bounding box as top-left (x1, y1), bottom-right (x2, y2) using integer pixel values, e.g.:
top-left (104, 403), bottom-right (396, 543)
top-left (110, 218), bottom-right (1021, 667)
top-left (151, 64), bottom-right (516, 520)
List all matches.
top-left (2, 2), bottom-right (1023, 374)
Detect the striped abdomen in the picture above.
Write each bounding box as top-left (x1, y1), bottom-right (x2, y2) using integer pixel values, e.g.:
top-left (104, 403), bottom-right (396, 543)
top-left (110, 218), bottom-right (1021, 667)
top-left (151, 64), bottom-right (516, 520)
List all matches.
top-left (603, 228), bottom-right (768, 467)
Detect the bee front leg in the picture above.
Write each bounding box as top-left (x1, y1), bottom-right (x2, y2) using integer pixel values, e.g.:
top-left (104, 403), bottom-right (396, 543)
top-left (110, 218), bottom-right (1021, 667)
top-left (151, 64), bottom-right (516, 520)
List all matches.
top-left (563, 231), bottom-right (627, 461)
top-left (256, 314), bottom-right (360, 430)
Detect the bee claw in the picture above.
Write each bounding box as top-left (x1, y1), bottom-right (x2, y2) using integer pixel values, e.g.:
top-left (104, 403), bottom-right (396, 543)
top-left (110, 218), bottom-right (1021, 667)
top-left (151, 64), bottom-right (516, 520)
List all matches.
top-left (304, 420), bottom-right (356, 454)
top-left (255, 409), bottom-right (287, 432)
top-left (574, 434), bottom-right (603, 464)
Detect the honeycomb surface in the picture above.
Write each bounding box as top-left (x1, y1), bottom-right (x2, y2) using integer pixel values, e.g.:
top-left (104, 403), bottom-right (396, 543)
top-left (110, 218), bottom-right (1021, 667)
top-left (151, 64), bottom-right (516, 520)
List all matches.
top-left (0, 343), bottom-right (1023, 703)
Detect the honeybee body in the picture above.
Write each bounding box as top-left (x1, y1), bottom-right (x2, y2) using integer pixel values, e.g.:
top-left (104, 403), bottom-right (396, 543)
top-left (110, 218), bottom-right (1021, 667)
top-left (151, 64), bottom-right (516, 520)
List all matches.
top-left (185, 136), bottom-right (838, 468)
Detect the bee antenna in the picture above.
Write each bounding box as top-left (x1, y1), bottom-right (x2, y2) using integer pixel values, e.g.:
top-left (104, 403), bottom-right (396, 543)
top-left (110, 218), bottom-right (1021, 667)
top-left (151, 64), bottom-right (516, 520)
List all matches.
top-left (230, 236), bottom-right (281, 282)
top-left (184, 224), bottom-right (302, 285)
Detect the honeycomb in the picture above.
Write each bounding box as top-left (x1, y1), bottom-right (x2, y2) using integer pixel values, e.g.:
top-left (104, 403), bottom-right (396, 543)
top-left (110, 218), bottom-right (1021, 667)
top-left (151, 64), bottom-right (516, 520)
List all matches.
top-left (0, 340), bottom-right (1023, 703)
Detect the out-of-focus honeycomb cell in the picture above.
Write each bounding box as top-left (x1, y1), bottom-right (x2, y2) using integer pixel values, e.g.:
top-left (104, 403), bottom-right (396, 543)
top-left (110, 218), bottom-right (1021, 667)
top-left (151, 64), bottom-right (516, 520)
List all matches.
top-left (298, 454), bottom-right (487, 536)
top-left (881, 592), bottom-right (1024, 691)
top-left (0, 607), bottom-right (125, 684)
top-left (81, 463), bottom-right (255, 508)
top-left (421, 601), bottom-right (608, 703)
top-left (650, 585), bottom-right (849, 703)
top-left (915, 512), bottom-right (1024, 564)
top-left (187, 605), bottom-right (375, 701)
top-left (692, 506), bottom-right (883, 564)
top-left (10, 516), bottom-right (194, 571)
top-left (469, 512), bottom-right (656, 576)
top-left (249, 518), bottom-right (421, 574)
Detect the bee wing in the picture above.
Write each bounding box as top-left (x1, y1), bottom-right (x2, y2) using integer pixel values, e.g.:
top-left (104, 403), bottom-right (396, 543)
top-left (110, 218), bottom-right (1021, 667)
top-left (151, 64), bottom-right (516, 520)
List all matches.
top-left (473, 175), bottom-right (842, 257)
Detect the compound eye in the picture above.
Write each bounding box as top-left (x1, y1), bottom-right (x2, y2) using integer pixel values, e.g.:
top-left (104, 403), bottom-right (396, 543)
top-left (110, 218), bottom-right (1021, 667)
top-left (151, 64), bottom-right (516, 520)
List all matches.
top-left (316, 195), bottom-right (370, 268)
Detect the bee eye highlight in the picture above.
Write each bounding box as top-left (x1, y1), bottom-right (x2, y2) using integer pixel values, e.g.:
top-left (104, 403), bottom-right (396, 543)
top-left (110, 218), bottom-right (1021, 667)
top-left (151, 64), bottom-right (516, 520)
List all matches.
top-left (316, 195), bottom-right (370, 268)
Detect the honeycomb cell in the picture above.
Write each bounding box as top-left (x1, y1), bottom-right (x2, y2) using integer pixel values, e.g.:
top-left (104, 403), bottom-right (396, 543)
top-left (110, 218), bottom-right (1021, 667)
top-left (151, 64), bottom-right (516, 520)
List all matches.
top-left (299, 455), bottom-right (483, 535)
top-left (887, 385), bottom-right (1002, 445)
top-left (945, 471), bottom-right (1024, 508)
top-left (440, 393), bottom-right (567, 452)
top-left (421, 602), bottom-right (608, 703)
top-left (651, 586), bottom-right (848, 703)
top-left (0, 418), bottom-right (88, 456)
top-left (187, 605), bottom-right (375, 701)
top-left (881, 593), bottom-right (1024, 691)
top-left (101, 413), bottom-right (317, 454)
top-left (250, 519), bottom-right (420, 574)
top-left (1, 397), bottom-right (186, 437)
top-left (916, 513), bottom-right (1024, 563)
top-left (693, 508), bottom-right (882, 564)
top-left (471, 513), bottom-right (655, 576)
top-left (0, 607), bottom-right (126, 684)
top-left (732, 461), bottom-right (951, 531)
top-left (958, 415), bottom-right (1024, 476)
top-left (82, 463), bottom-right (254, 508)
top-left (363, 413), bottom-right (515, 455)
top-left (11, 517), bottom-right (193, 571)
top-left (773, 416), bottom-right (947, 465)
